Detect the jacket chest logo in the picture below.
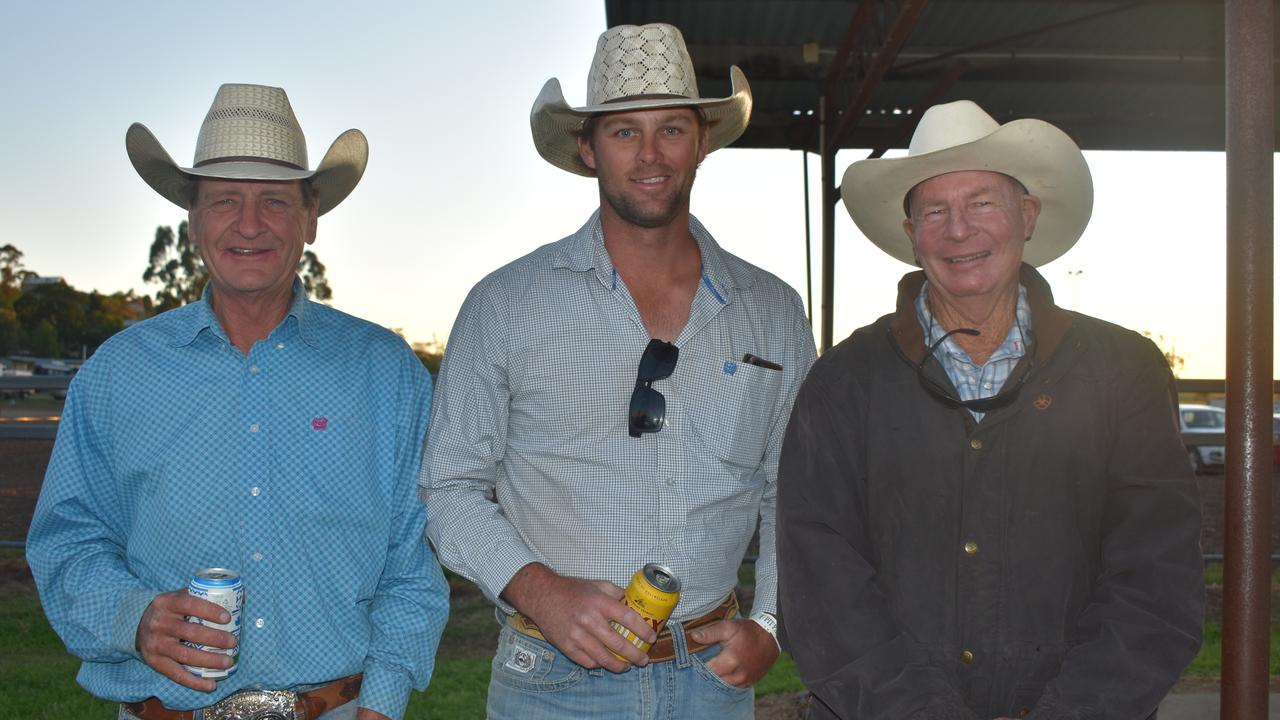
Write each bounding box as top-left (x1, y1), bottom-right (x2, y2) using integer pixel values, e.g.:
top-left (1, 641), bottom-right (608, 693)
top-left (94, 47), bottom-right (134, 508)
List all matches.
top-left (1033, 394), bottom-right (1053, 411)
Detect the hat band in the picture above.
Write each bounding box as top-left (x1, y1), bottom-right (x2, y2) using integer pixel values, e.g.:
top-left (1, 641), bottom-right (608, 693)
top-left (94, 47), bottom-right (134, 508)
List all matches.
top-left (602, 93), bottom-right (693, 105)
top-left (194, 156), bottom-right (307, 171)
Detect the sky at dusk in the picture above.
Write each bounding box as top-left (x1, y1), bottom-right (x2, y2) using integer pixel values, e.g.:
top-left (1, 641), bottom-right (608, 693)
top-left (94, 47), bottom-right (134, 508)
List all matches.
top-left (2, 1), bottom-right (1275, 379)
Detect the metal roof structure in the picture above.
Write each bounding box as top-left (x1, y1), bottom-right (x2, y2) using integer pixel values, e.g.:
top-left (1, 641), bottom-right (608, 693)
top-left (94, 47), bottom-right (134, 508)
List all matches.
top-left (605, 2), bottom-right (1276, 714)
top-left (606, 0), bottom-right (1279, 154)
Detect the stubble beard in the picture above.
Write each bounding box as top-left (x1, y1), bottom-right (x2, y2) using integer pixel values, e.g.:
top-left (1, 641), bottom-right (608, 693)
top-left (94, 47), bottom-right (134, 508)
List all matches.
top-left (600, 167), bottom-right (698, 230)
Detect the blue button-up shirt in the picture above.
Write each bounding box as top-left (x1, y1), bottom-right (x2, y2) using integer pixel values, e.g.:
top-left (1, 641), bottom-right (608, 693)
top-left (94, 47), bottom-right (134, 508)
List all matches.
top-left (26, 279), bottom-right (448, 718)
top-left (424, 211), bottom-right (815, 623)
top-left (915, 283), bottom-right (1032, 421)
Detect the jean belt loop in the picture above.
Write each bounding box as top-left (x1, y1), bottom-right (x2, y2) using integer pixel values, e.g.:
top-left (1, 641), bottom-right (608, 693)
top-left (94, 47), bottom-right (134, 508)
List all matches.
top-left (671, 618), bottom-right (693, 669)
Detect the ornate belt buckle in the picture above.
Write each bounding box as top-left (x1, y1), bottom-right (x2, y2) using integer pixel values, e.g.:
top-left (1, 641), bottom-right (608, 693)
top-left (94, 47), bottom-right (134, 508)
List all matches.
top-left (204, 689), bottom-right (298, 720)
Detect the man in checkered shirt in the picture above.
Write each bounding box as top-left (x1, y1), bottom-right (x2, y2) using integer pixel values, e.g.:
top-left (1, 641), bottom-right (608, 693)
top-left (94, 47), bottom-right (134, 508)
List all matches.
top-left (424, 23), bottom-right (815, 719)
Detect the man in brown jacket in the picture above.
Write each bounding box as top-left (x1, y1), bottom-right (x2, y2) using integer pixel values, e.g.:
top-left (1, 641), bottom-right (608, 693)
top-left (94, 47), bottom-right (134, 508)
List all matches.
top-left (778, 100), bottom-right (1203, 720)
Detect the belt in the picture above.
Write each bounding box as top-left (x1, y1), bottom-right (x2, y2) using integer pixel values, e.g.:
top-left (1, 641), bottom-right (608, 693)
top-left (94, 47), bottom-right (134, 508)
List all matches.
top-left (509, 593), bottom-right (739, 663)
top-left (122, 673), bottom-right (361, 720)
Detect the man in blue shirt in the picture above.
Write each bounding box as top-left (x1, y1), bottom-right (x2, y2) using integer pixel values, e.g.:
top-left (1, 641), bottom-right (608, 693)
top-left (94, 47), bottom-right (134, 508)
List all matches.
top-left (26, 84), bottom-right (448, 720)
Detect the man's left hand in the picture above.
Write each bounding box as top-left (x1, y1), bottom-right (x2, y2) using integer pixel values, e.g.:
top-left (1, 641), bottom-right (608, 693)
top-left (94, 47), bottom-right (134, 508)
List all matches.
top-left (688, 618), bottom-right (780, 688)
top-left (355, 708), bottom-right (390, 720)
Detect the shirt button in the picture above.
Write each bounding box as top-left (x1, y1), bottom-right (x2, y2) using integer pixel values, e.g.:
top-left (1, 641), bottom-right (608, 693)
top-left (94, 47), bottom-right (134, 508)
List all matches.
top-left (963, 541), bottom-right (978, 555)
top-left (252, 552), bottom-right (263, 562)
top-left (276, 342), bottom-right (285, 349)
top-left (961, 649), bottom-right (974, 664)
top-left (250, 486), bottom-right (261, 497)
top-left (249, 365), bottom-right (260, 374)
top-left (249, 423), bottom-right (260, 433)
top-left (664, 477), bottom-right (675, 486)
top-left (254, 618), bottom-right (265, 629)
top-left (970, 438), bottom-right (983, 450)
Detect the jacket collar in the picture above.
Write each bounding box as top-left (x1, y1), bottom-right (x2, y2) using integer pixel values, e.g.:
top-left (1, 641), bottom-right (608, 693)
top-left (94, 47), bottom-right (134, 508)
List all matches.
top-left (889, 263), bottom-right (1072, 364)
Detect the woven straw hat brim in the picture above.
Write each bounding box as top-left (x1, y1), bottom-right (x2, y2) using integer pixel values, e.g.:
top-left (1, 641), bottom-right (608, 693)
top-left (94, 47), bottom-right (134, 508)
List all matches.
top-left (530, 65), bottom-right (752, 177)
top-left (841, 118), bottom-right (1093, 267)
top-left (125, 124), bottom-right (368, 216)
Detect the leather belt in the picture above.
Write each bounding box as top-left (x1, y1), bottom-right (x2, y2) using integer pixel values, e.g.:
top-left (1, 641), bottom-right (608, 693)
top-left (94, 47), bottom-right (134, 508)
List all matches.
top-left (122, 673), bottom-right (361, 720)
top-left (509, 593), bottom-right (739, 663)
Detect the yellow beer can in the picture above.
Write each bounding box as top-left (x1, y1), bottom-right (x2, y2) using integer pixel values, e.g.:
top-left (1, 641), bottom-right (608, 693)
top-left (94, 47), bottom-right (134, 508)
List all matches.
top-left (611, 563), bottom-right (681, 657)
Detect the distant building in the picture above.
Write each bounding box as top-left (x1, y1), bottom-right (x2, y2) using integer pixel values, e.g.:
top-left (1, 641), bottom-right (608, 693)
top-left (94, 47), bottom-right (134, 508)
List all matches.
top-left (21, 275), bottom-right (66, 291)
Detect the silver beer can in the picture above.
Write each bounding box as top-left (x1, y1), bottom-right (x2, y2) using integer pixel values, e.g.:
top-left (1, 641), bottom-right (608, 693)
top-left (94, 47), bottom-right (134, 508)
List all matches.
top-left (182, 567), bottom-right (243, 679)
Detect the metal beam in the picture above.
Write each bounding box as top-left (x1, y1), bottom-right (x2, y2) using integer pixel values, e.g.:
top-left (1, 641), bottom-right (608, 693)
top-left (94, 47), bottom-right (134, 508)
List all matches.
top-left (824, 0), bottom-right (931, 155)
top-left (1221, 0), bottom-right (1275, 717)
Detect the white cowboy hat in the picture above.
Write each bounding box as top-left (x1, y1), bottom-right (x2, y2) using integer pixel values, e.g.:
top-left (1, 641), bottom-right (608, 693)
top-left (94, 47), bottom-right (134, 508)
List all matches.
top-left (841, 100), bottom-right (1094, 267)
top-left (126, 83), bottom-right (368, 216)
top-left (530, 23), bottom-right (752, 177)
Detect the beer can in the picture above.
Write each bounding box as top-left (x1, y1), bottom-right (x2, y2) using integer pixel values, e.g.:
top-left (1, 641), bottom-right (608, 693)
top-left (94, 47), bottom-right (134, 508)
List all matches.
top-left (182, 568), bottom-right (243, 679)
top-left (611, 563), bottom-right (681, 657)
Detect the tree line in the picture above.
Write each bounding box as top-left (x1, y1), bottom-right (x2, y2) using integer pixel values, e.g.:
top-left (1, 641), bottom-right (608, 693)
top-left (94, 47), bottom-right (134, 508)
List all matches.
top-left (0, 223), bottom-right (332, 359)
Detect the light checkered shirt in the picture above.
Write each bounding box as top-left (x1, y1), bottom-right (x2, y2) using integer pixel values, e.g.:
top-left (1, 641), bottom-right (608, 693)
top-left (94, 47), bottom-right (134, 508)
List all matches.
top-left (423, 211), bottom-right (815, 622)
top-left (27, 279), bottom-right (448, 718)
top-left (915, 283), bottom-right (1032, 421)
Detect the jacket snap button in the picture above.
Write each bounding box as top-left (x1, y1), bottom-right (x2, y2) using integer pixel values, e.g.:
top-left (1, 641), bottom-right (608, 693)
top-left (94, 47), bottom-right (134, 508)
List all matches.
top-left (961, 649), bottom-right (974, 664)
top-left (963, 541), bottom-right (978, 555)
top-left (970, 438), bottom-right (983, 450)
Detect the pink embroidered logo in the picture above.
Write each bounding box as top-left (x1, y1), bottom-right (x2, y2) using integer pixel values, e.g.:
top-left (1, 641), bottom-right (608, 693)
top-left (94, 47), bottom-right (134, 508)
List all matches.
top-left (311, 417), bottom-right (328, 431)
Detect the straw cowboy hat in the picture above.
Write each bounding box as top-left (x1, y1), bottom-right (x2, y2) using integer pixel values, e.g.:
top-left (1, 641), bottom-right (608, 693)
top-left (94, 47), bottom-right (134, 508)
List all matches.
top-left (530, 23), bottom-right (752, 176)
top-left (841, 100), bottom-right (1094, 267)
top-left (126, 83), bottom-right (368, 216)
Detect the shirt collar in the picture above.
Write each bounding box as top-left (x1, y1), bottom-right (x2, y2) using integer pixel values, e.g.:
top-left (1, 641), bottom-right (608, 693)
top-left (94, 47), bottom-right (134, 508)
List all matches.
top-left (915, 284), bottom-right (1032, 366)
top-left (170, 276), bottom-right (313, 348)
top-left (552, 209), bottom-right (752, 303)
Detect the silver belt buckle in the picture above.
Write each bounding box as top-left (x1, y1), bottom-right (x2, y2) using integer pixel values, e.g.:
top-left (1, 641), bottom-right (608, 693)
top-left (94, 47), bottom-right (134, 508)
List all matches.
top-left (204, 689), bottom-right (299, 720)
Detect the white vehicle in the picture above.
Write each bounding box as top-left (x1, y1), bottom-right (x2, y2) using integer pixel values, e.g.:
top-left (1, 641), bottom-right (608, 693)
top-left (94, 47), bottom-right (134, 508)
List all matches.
top-left (1179, 404), bottom-right (1225, 473)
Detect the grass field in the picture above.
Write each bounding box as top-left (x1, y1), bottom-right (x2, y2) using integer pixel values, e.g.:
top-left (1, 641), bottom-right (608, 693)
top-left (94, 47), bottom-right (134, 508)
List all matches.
top-left (1, 550), bottom-right (1270, 720)
top-left (0, 552), bottom-right (802, 719)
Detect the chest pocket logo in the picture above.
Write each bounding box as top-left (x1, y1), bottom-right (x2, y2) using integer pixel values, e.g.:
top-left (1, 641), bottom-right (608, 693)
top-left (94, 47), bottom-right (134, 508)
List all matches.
top-left (1033, 394), bottom-right (1052, 411)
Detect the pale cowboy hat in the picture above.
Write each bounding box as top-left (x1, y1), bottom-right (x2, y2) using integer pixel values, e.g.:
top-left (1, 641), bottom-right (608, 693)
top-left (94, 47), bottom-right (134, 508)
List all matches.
top-left (126, 83), bottom-right (368, 216)
top-left (841, 100), bottom-right (1094, 267)
top-left (530, 23), bottom-right (752, 177)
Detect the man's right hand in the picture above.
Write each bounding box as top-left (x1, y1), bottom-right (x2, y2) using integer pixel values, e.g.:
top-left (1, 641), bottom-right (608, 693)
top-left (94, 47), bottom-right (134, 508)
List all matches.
top-left (501, 563), bottom-right (656, 673)
top-left (135, 590), bottom-right (236, 692)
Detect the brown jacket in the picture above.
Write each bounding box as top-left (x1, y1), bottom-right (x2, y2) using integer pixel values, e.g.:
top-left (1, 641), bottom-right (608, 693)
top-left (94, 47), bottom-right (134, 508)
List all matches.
top-left (778, 265), bottom-right (1203, 720)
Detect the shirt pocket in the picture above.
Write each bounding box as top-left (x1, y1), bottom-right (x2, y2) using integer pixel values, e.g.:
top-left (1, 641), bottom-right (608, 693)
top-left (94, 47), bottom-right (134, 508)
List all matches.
top-left (683, 358), bottom-right (784, 470)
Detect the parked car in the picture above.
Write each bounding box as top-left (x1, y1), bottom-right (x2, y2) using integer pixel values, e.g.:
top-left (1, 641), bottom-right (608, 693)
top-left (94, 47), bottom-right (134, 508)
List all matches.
top-left (1179, 404), bottom-right (1225, 473)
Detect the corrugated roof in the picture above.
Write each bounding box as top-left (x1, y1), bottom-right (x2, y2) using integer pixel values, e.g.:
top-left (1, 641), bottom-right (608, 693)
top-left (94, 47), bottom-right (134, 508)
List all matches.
top-left (605, 0), bottom-right (1278, 151)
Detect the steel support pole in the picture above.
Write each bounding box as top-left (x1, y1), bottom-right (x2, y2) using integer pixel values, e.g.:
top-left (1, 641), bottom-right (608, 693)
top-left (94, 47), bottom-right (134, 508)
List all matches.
top-left (820, 95), bottom-right (836, 353)
top-left (1222, 0), bottom-right (1274, 717)
top-left (803, 150), bottom-right (814, 325)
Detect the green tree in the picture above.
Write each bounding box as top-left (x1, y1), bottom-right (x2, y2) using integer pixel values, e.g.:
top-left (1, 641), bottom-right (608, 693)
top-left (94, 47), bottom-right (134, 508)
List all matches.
top-left (14, 281), bottom-right (87, 357)
top-left (143, 222), bottom-right (202, 311)
top-left (144, 221), bottom-right (334, 309)
top-left (412, 336), bottom-right (445, 375)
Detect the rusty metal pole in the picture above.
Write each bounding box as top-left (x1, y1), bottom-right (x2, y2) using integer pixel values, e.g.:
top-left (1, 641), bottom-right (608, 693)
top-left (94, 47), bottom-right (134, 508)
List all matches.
top-left (1221, 0), bottom-right (1274, 717)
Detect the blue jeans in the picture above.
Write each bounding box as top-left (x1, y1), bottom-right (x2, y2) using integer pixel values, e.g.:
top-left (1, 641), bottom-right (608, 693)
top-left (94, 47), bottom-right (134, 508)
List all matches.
top-left (487, 615), bottom-right (754, 720)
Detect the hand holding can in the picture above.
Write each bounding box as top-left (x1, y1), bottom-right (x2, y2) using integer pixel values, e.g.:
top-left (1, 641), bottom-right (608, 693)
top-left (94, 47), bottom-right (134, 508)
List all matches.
top-left (181, 568), bottom-right (244, 679)
top-left (611, 563), bottom-right (681, 659)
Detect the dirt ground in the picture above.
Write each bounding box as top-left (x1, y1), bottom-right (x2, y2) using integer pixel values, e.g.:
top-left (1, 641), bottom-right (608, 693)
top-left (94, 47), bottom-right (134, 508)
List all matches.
top-left (2, 441), bottom-right (1277, 712)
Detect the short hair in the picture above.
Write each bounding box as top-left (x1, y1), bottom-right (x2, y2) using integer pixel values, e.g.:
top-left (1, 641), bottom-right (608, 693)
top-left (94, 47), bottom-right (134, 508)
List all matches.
top-left (903, 173), bottom-right (1029, 218)
top-left (186, 177), bottom-right (318, 209)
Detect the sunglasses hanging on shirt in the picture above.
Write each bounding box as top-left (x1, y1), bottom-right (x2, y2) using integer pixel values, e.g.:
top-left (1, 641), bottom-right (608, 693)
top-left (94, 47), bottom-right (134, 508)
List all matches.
top-left (915, 326), bottom-right (1036, 413)
top-left (629, 339), bottom-right (679, 438)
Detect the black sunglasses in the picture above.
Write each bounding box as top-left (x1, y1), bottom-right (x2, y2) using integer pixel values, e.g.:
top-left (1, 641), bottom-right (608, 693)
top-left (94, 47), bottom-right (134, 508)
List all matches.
top-left (629, 339), bottom-right (679, 438)
top-left (916, 326), bottom-right (1035, 413)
